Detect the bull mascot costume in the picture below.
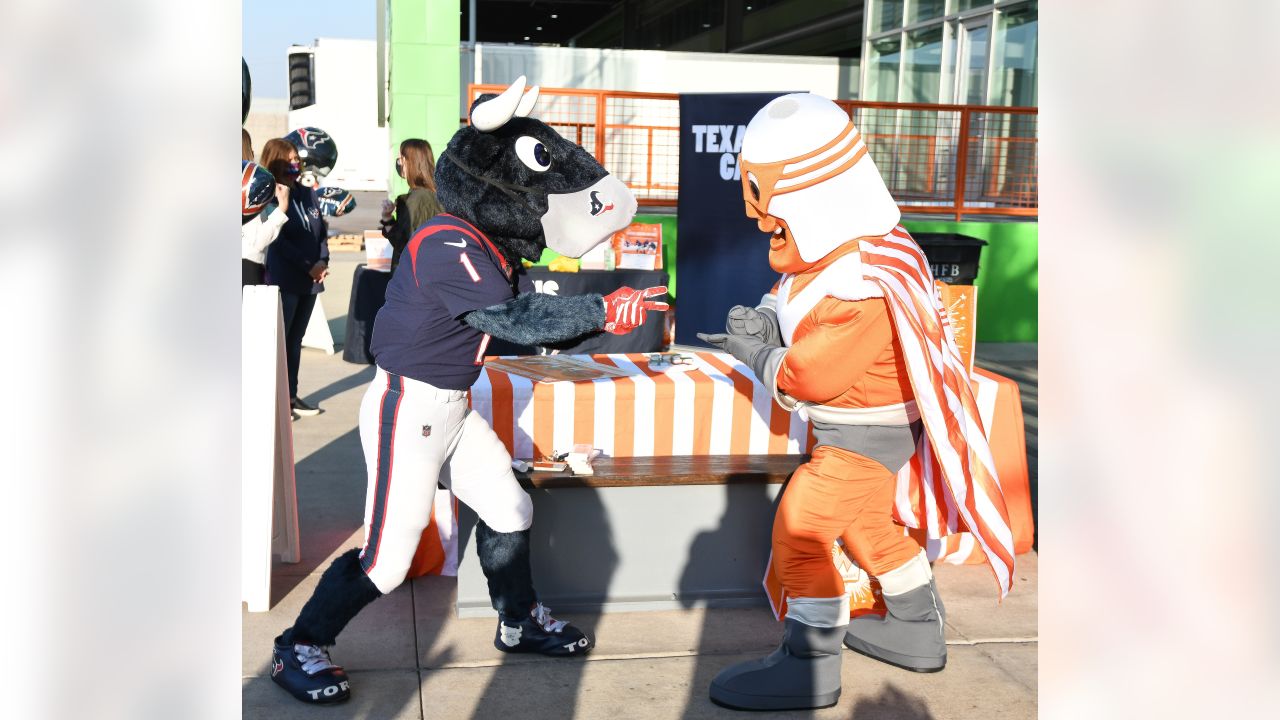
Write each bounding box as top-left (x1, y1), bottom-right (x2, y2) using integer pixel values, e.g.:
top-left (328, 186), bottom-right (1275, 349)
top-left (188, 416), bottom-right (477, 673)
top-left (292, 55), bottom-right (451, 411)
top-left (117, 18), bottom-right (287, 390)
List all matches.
top-left (699, 93), bottom-right (1015, 711)
top-left (270, 77), bottom-right (668, 705)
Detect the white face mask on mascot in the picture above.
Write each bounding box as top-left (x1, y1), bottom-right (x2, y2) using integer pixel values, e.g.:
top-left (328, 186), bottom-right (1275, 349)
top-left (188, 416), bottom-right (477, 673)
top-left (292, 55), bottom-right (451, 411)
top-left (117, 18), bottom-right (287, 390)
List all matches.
top-left (739, 93), bottom-right (901, 267)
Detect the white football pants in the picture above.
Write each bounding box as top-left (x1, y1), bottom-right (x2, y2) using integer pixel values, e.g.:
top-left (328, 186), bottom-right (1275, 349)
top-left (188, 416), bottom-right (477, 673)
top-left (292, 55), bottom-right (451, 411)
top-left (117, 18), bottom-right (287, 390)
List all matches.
top-left (357, 366), bottom-right (533, 594)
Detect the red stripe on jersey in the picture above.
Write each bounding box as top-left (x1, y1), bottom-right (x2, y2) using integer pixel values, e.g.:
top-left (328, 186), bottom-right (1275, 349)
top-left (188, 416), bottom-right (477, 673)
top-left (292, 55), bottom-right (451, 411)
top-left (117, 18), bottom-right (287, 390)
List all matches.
top-left (407, 224), bottom-right (470, 287)
top-left (406, 216), bottom-right (514, 286)
top-left (438, 214), bottom-right (512, 278)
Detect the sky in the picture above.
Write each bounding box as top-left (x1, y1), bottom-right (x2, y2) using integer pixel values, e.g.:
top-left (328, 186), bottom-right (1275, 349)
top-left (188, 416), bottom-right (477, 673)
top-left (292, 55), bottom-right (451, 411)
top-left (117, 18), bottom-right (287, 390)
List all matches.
top-left (243, 0), bottom-right (376, 99)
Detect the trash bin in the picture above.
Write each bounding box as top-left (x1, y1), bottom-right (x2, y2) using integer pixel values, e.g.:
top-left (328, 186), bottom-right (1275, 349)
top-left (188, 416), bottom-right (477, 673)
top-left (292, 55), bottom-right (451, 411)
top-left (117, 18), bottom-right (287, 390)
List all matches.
top-left (911, 233), bottom-right (988, 285)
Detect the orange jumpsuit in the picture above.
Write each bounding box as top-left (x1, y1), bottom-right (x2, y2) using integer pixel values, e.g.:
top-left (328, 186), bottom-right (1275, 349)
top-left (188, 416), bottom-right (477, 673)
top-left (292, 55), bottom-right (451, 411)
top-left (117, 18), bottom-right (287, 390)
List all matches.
top-left (770, 243), bottom-right (923, 601)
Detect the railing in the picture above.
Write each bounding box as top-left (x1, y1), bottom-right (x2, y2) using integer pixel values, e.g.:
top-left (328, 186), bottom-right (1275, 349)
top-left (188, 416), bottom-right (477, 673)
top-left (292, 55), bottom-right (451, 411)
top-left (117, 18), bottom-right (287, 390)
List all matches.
top-left (834, 100), bottom-right (1038, 220)
top-left (469, 85), bottom-right (1037, 220)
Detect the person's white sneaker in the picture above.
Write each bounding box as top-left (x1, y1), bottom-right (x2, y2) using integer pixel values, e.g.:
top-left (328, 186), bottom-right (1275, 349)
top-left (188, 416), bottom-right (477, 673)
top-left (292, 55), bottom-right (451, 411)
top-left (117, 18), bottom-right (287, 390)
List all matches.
top-left (291, 397), bottom-right (322, 417)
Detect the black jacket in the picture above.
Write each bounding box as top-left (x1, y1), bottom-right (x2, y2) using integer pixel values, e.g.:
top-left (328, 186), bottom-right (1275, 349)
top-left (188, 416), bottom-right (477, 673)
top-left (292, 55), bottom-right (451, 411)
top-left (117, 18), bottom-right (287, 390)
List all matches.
top-left (266, 184), bottom-right (329, 295)
top-left (382, 186), bottom-right (444, 269)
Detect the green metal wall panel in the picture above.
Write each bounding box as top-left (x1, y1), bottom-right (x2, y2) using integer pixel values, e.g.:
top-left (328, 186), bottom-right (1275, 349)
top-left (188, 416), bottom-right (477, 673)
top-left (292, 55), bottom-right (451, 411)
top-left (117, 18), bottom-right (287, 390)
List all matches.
top-left (902, 219), bottom-right (1039, 343)
top-left (388, 0), bottom-right (460, 198)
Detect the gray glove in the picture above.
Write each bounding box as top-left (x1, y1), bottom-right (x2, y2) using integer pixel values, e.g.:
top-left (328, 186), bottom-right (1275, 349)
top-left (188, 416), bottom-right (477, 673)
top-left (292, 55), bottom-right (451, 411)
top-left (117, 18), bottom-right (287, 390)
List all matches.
top-left (725, 305), bottom-right (781, 347)
top-left (697, 331), bottom-right (776, 378)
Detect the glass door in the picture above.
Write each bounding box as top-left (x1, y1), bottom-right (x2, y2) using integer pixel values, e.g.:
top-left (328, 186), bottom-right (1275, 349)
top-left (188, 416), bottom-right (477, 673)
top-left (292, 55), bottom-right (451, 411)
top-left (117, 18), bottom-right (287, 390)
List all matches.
top-left (955, 17), bottom-right (993, 208)
top-left (956, 18), bottom-right (992, 106)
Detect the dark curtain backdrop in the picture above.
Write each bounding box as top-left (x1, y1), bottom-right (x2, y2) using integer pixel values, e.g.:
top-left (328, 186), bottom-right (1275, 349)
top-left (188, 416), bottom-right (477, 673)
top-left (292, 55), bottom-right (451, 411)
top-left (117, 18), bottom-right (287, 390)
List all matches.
top-left (674, 92), bottom-right (793, 345)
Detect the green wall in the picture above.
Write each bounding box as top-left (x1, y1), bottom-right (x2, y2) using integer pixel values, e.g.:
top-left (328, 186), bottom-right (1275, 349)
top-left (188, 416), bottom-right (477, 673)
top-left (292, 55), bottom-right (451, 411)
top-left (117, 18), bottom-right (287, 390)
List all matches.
top-left (538, 215), bottom-right (1036, 342)
top-left (902, 219), bottom-right (1038, 342)
top-left (388, 0), bottom-right (460, 198)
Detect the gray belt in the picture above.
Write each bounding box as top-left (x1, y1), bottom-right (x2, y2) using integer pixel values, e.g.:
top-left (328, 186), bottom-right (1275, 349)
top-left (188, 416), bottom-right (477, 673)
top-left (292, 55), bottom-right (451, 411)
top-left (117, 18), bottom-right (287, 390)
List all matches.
top-left (810, 420), bottom-right (923, 474)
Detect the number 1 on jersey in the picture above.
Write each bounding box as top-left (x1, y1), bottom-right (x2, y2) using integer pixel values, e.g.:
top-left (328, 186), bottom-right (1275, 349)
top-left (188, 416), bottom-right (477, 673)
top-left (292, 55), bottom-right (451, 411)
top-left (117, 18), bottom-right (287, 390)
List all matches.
top-left (459, 252), bottom-right (481, 283)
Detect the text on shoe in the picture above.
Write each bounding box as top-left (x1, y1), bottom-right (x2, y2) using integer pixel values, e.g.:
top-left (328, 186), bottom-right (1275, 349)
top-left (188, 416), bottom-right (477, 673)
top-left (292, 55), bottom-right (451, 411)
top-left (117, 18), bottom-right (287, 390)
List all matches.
top-left (562, 637), bottom-right (590, 653)
top-left (305, 681), bottom-right (350, 700)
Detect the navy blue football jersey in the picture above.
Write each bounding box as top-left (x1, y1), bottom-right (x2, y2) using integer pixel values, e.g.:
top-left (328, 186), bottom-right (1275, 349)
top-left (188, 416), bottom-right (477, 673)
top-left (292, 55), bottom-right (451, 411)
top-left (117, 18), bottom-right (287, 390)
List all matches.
top-left (370, 215), bottom-right (531, 390)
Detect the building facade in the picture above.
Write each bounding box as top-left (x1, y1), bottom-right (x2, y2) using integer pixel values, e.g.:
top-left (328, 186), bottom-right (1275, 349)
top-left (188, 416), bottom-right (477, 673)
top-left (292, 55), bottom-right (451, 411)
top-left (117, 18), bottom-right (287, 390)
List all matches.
top-left (556, 1), bottom-right (1036, 107)
top-left (863, 0), bottom-right (1037, 106)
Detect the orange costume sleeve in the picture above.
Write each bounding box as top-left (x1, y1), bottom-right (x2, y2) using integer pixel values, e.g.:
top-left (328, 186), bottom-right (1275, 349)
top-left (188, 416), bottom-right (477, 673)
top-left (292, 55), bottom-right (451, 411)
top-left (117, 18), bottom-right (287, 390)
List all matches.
top-left (776, 297), bottom-right (896, 405)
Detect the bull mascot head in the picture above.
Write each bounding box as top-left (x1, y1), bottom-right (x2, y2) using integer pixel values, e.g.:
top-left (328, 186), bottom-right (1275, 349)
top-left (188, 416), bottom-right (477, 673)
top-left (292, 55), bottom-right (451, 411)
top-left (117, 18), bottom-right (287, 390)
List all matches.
top-left (435, 76), bottom-right (638, 266)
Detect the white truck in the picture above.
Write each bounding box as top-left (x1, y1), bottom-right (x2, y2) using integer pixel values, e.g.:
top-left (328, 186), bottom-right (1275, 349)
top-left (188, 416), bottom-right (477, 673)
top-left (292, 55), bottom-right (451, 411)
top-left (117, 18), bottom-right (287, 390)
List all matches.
top-left (286, 38), bottom-right (389, 192)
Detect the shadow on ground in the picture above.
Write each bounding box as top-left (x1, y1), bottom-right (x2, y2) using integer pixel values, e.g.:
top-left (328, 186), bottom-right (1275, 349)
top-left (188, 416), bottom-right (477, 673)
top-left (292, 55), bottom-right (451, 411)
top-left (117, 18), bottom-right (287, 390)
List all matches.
top-left (306, 363), bottom-right (375, 406)
top-left (677, 478), bottom-right (781, 717)
top-left (849, 683), bottom-right (936, 720)
top-left (463, 485), bottom-right (618, 720)
top-left (270, 426), bottom-right (366, 604)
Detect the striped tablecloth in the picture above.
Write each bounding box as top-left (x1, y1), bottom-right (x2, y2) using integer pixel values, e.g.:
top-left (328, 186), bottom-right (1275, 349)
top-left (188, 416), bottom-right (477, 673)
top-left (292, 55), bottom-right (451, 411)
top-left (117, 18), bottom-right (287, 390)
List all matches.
top-left (411, 353), bottom-right (1033, 579)
top-left (471, 352), bottom-right (814, 460)
top-left (470, 352), bottom-right (1032, 557)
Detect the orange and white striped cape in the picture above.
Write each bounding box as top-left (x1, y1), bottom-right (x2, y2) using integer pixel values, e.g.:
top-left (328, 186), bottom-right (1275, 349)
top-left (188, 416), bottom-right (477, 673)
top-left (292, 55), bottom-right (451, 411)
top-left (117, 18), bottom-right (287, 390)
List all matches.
top-left (861, 225), bottom-right (1016, 597)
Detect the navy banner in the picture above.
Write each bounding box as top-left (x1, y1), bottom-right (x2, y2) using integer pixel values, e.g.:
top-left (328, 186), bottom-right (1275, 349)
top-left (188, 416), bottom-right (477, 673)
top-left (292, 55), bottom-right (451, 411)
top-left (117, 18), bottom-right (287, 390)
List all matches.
top-left (674, 92), bottom-right (792, 346)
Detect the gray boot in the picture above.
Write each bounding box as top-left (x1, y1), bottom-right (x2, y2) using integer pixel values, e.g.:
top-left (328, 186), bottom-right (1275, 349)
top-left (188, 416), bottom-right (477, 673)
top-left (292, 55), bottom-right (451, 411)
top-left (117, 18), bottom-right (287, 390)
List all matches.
top-left (844, 577), bottom-right (947, 672)
top-left (709, 617), bottom-right (845, 711)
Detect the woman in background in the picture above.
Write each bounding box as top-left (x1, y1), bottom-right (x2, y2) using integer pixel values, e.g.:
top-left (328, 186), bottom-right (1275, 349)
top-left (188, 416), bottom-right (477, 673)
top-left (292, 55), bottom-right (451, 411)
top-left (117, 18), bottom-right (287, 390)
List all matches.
top-left (380, 139), bottom-right (444, 270)
top-left (262, 137), bottom-right (329, 418)
top-left (242, 129), bottom-right (289, 286)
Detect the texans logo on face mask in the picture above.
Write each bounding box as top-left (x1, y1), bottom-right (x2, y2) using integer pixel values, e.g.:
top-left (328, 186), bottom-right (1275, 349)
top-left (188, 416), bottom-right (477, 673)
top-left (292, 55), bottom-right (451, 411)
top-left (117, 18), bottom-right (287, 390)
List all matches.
top-left (589, 190), bottom-right (614, 217)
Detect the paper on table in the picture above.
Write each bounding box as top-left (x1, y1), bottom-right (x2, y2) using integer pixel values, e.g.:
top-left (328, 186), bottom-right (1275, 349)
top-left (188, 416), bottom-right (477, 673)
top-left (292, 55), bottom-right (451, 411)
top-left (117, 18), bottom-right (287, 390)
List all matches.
top-left (618, 252), bottom-right (657, 270)
top-left (365, 231), bottom-right (392, 272)
top-left (485, 355), bottom-right (634, 383)
top-left (579, 243), bottom-right (609, 270)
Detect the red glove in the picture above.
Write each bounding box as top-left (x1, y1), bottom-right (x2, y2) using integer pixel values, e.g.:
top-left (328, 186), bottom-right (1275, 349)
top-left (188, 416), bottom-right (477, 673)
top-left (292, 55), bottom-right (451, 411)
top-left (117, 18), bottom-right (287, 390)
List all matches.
top-left (603, 286), bottom-right (669, 335)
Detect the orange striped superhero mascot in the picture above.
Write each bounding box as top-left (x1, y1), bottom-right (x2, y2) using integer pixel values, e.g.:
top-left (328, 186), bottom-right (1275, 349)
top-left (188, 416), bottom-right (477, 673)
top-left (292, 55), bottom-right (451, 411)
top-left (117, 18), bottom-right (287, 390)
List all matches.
top-left (698, 93), bottom-right (1015, 712)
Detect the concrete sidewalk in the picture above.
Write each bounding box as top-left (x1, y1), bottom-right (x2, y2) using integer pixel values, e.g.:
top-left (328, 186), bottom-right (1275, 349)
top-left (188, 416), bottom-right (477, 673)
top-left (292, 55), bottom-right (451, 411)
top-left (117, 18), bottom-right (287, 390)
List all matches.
top-left (242, 254), bottom-right (1038, 719)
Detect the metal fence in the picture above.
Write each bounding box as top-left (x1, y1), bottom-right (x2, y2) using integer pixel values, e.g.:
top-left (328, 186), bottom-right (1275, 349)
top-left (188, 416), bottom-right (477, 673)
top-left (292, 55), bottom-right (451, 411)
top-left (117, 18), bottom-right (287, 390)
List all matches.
top-left (469, 85), bottom-right (1037, 220)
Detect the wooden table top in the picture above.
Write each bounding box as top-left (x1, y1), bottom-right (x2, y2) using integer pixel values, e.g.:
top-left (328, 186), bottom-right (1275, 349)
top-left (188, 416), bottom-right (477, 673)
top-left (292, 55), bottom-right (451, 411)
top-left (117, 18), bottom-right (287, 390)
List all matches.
top-left (515, 454), bottom-right (808, 490)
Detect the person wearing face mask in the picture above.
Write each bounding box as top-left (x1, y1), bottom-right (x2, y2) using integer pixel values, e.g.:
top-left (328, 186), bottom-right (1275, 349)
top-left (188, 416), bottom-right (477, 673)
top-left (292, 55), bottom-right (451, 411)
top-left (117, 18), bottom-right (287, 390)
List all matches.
top-left (379, 139), bottom-right (444, 270)
top-left (261, 137), bottom-right (330, 419)
top-left (242, 129), bottom-right (289, 286)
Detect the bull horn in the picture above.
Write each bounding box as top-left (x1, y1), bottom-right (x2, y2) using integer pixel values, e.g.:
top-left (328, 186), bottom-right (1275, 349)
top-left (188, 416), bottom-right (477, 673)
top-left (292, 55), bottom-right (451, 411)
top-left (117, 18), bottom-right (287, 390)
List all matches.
top-left (514, 85), bottom-right (540, 117)
top-left (471, 76), bottom-right (526, 132)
